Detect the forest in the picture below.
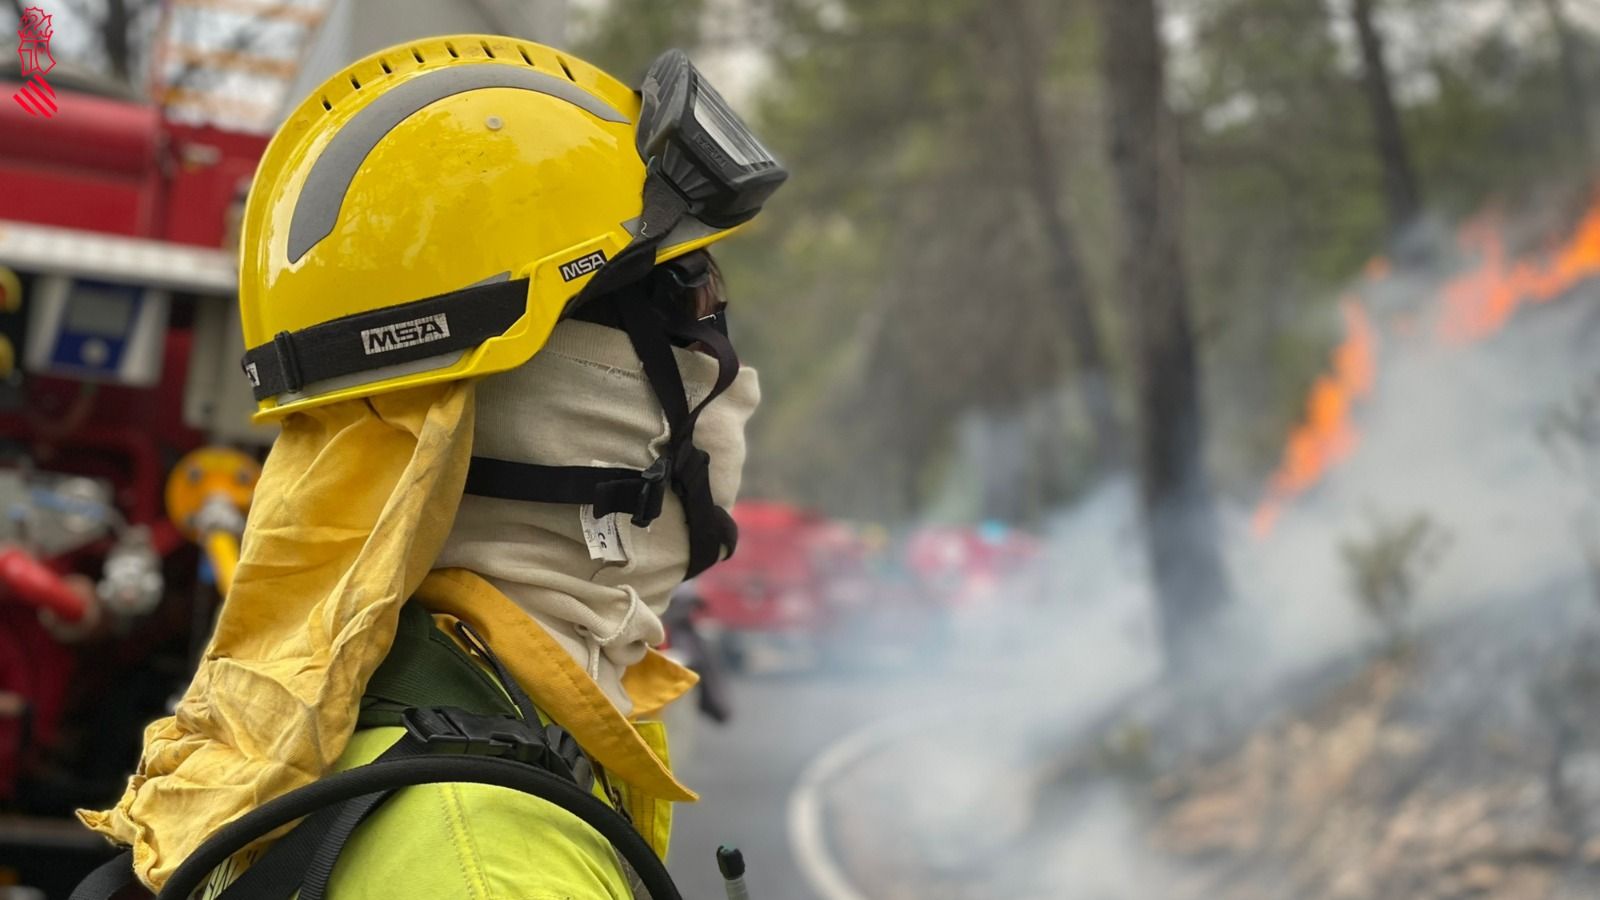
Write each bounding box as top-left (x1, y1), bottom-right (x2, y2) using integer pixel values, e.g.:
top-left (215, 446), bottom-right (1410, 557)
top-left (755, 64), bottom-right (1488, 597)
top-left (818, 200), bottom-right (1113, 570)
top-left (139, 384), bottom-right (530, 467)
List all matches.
top-left (580, 0), bottom-right (1596, 520)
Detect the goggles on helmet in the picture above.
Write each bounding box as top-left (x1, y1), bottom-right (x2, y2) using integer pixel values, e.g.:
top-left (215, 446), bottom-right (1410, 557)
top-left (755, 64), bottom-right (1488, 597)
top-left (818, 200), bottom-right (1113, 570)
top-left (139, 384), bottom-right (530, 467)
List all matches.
top-left (636, 49), bottom-right (787, 229)
top-left (569, 50), bottom-right (787, 305)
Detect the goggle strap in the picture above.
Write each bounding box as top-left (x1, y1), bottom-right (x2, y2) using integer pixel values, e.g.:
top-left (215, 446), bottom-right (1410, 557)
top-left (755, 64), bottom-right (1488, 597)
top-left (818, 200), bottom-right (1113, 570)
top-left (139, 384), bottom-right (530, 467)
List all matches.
top-left (570, 172), bottom-right (689, 307)
top-left (613, 280), bottom-right (737, 577)
top-left (660, 310), bottom-right (740, 429)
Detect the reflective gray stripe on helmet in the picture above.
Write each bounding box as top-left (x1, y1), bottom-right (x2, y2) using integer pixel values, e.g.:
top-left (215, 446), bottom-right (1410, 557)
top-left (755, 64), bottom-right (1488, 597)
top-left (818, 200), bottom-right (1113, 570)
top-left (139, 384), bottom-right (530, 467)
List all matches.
top-left (617, 214), bottom-right (721, 255)
top-left (274, 349), bottom-right (470, 405)
top-left (288, 64), bottom-right (631, 263)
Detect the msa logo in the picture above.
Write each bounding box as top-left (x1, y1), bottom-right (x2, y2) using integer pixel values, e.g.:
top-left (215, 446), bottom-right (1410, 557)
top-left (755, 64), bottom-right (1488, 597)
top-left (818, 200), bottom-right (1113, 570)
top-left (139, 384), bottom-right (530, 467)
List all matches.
top-left (559, 250), bottom-right (607, 282)
top-left (361, 313), bottom-right (451, 355)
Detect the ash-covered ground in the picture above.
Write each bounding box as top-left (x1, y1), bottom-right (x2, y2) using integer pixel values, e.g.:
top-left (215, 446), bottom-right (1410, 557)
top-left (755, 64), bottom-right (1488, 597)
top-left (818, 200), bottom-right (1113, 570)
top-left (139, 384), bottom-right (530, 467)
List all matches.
top-left (830, 578), bottom-right (1600, 900)
top-left (1139, 583), bottom-right (1600, 900)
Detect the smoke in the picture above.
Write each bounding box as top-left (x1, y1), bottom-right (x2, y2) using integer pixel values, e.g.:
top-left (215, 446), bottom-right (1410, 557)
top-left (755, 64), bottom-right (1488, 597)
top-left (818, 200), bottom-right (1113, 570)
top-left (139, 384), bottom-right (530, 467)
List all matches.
top-left (1240, 246), bottom-right (1599, 643)
top-left (797, 207), bottom-right (1600, 898)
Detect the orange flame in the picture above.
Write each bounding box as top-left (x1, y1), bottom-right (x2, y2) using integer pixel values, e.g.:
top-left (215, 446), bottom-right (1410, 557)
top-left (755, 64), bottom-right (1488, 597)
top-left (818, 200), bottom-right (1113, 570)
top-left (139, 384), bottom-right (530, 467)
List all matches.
top-left (1438, 201), bottom-right (1600, 343)
top-left (1251, 300), bottom-right (1377, 537)
top-left (1253, 192), bottom-right (1600, 537)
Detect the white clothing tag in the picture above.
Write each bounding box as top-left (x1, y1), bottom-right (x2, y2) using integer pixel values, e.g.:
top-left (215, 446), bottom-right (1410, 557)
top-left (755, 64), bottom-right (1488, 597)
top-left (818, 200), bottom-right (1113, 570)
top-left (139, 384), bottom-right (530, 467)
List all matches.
top-left (579, 505), bottom-right (628, 563)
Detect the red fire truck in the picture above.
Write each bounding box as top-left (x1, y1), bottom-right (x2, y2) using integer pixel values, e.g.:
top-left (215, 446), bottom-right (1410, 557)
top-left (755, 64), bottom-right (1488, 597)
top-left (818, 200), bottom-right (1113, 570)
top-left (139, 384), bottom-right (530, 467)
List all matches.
top-left (686, 501), bottom-right (946, 672)
top-left (904, 523), bottom-right (1043, 614)
top-left (0, 64), bottom-right (271, 896)
top-left (686, 501), bottom-right (853, 670)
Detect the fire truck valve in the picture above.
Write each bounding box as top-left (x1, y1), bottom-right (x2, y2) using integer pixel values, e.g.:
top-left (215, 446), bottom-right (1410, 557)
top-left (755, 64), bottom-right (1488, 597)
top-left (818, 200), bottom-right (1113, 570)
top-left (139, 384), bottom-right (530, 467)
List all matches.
top-left (97, 526), bottom-right (164, 617)
top-left (164, 447), bottom-right (261, 597)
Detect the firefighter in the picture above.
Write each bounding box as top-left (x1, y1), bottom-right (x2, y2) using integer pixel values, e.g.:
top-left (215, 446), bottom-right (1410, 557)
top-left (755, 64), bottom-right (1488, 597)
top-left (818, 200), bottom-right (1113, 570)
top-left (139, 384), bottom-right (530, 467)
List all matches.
top-left (75, 35), bottom-right (784, 900)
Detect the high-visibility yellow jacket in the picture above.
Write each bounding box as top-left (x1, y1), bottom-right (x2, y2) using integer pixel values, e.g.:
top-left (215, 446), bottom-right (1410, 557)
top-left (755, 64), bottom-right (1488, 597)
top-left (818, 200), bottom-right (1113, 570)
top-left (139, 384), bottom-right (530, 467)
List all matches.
top-left (200, 569), bottom-right (699, 900)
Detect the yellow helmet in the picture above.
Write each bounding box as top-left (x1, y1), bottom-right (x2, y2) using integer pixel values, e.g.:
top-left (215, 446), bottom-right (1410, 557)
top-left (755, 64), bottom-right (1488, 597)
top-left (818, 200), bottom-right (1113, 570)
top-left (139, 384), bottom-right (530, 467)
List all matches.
top-left (239, 36), bottom-right (784, 420)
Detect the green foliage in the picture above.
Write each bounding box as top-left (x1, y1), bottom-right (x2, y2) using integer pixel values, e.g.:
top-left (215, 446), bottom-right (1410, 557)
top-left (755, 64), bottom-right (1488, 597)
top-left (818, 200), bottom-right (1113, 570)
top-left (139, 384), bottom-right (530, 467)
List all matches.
top-left (572, 0), bottom-right (709, 82)
top-left (1096, 719), bottom-right (1155, 778)
top-left (1340, 511), bottom-right (1450, 650)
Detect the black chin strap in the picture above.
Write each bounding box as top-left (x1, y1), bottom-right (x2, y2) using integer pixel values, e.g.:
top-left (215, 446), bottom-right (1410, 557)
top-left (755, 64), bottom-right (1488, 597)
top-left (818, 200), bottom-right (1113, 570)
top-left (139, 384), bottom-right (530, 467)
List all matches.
top-left (579, 167), bottom-right (690, 301)
top-left (614, 274), bottom-right (741, 578)
top-left (463, 267), bottom-right (740, 579)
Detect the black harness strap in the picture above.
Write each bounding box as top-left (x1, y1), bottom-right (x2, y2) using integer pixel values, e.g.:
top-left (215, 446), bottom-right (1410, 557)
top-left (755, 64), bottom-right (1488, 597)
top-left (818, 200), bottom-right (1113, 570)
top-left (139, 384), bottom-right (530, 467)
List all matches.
top-left (241, 279), bottom-right (527, 402)
top-left (212, 752), bottom-right (416, 900)
top-left (660, 311), bottom-right (741, 425)
top-left (68, 850), bottom-right (140, 900)
top-left (463, 459), bottom-right (669, 527)
top-left (566, 290), bottom-right (730, 348)
top-left (152, 754), bottom-right (681, 900)
top-left (293, 787), bottom-right (399, 900)
top-left (614, 282), bottom-right (740, 577)
top-left (185, 708), bottom-right (619, 900)
top-left (574, 171), bottom-right (691, 304)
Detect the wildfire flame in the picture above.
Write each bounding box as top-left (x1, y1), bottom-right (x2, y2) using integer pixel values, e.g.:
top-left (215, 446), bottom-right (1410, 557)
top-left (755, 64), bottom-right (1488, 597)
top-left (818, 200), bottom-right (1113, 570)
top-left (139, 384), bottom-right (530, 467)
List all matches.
top-left (1252, 192), bottom-right (1600, 537)
top-left (1251, 299), bottom-right (1377, 537)
top-left (1439, 202), bottom-right (1600, 343)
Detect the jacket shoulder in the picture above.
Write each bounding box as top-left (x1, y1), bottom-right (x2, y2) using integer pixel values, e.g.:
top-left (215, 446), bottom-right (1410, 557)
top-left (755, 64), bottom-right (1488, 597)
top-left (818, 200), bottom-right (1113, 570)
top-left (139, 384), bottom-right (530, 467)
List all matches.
top-left (323, 728), bottom-right (634, 900)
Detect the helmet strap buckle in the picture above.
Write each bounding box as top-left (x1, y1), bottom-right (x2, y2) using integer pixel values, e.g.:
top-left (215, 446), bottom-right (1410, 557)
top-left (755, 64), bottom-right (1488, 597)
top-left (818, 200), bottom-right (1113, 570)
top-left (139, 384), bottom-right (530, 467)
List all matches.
top-left (632, 456), bottom-right (670, 527)
top-left (272, 331), bottom-right (305, 394)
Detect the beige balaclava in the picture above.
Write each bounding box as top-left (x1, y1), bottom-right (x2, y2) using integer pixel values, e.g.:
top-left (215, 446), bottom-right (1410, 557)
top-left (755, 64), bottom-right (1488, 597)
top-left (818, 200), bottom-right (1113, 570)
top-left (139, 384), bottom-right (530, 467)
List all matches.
top-left (435, 319), bottom-right (759, 713)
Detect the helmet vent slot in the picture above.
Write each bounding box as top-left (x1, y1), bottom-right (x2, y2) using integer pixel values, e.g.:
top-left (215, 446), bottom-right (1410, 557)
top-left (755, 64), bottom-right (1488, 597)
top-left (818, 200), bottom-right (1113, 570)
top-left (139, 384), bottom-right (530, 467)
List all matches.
top-left (379, 57), bottom-right (392, 75)
top-left (517, 45), bottom-right (533, 67)
top-left (556, 55), bottom-right (575, 82)
top-left (349, 73), bottom-right (361, 90)
top-left (446, 41), bottom-right (460, 59)
top-left (480, 40), bottom-right (496, 59)
top-left (320, 95), bottom-right (332, 111)
top-left (411, 46), bottom-right (425, 64)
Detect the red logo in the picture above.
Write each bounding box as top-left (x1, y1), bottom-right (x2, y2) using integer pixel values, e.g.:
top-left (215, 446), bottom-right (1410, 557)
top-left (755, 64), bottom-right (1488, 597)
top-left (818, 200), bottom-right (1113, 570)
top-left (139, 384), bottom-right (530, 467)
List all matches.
top-left (14, 6), bottom-right (56, 118)
top-left (13, 72), bottom-right (53, 117)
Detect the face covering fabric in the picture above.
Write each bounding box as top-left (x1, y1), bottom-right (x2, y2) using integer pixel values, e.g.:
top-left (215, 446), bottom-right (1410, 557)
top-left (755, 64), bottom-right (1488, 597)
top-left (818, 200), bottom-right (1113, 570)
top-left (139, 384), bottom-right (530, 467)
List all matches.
top-left (434, 320), bottom-right (760, 714)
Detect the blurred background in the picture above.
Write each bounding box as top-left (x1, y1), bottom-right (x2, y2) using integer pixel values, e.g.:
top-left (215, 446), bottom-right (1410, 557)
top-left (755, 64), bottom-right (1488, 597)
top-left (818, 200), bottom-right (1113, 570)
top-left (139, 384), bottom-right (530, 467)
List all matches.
top-left (2, 0), bottom-right (1600, 898)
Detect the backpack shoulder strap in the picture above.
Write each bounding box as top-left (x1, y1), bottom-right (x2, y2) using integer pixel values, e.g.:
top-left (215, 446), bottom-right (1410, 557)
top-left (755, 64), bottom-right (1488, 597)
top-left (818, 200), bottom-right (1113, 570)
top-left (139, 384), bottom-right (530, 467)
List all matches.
top-left (68, 850), bottom-right (145, 900)
top-left (153, 710), bottom-right (681, 900)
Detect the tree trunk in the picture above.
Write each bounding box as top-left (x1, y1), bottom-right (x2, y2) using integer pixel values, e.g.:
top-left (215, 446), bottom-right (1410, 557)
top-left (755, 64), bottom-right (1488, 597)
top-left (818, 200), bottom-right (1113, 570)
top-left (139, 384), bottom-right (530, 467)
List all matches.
top-left (993, 0), bottom-right (1122, 466)
top-left (1350, 0), bottom-right (1422, 240)
top-left (1539, 0), bottom-right (1594, 164)
top-left (1095, 0), bottom-right (1231, 672)
top-left (103, 0), bottom-right (134, 80)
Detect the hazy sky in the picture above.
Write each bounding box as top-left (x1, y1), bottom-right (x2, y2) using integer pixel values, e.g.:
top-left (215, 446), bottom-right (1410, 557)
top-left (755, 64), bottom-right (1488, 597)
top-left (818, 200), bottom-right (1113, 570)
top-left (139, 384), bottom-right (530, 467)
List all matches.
top-left (15, 0), bottom-right (1600, 128)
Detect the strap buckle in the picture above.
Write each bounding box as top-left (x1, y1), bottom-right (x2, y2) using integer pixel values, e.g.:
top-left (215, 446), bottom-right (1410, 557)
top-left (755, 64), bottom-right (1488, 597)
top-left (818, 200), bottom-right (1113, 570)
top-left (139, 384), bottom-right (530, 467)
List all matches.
top-left (272, 330), bottom-right (304, 394)
top-left (632, 455), bottom-right (670, 527)
top-left (661, 253), bottom-right (711, 290)
top-left (401, 707), bottom-right (546, 768)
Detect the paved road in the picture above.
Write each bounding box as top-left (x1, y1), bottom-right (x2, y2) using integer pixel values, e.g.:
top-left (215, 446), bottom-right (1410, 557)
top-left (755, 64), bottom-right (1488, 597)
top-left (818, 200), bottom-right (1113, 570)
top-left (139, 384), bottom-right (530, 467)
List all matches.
top-left (661, 590), bottom-right (1153, 900)
top-left (664, 668), bottom-right (947, 900)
